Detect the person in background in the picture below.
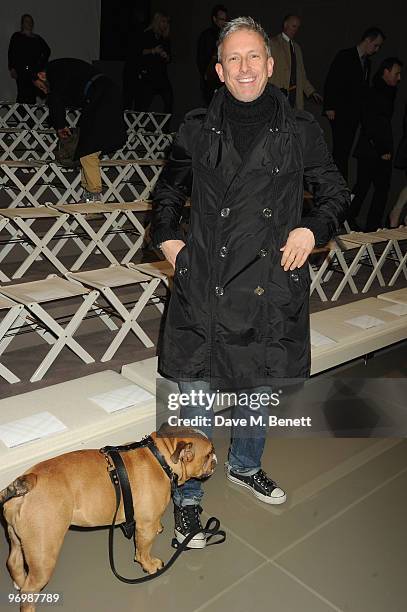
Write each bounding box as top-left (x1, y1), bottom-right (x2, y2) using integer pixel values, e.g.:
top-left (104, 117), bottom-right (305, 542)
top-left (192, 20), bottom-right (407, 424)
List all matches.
top-left (324, 26), bottom-right (385, 182)
top-left (32, 58), bottom-right (126, 203)
top-left (122, 8), bottom-right (147, 110)
top-left (269, 14), bottom-right (322, 110)
top-left (389, 103), bottom-right (407, 227)
top-left (197, 4), bottom-right (228, 105)
top-left (348, 57), bottom-right (402, 231)
top-left (137, 12), bottom-right (173, 114)
top-left (8, 14), bottom-right (50, 104)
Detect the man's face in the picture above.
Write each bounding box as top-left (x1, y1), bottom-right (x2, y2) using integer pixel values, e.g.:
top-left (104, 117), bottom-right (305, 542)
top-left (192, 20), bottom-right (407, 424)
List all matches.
top-left (33, 72), bottom-right (49, 95)
top-left (22, 16), bottom-right (33, 32)
top-left (283, 16), bottom-right (301, 39)
top-left (213, 10), bottom-right (228, 30)
top-left (383, 64), bottom-right (402, 87)
top-left (216, 29), bottom-right (274, 102)
top-left (365, 35), bottom-right (384, 56)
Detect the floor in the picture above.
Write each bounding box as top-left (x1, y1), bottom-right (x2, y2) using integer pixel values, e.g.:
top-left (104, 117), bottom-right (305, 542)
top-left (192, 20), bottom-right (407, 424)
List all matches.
top-left (0, 237), bottom-right (406, 610)
top-left (0, 343), bottom-right (406, 612)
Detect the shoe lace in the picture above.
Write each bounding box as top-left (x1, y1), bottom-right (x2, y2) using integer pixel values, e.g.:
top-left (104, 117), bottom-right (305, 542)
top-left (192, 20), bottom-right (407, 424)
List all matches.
top-left (181, 505), bottom-right (203, 531)
top-left (253, 469), bottom-right (276, 492)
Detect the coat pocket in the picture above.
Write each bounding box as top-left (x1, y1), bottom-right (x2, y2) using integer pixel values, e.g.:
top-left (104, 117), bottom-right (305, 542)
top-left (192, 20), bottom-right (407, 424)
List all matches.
top-left (288, 265), bottom-right (310, 295)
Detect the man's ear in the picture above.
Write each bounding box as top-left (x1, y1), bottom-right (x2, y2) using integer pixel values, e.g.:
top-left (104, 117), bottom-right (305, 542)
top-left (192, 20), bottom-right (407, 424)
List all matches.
top-left (215, 62), bottom-right (225, 83)
top-left (170, 441), bottom-right (194, 464)
top-left (267, 56), bottom-right (274, 78)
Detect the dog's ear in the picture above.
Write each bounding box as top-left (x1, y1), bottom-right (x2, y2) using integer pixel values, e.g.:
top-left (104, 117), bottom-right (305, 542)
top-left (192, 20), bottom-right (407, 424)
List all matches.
top-left (170, 441), bottom-right (195, 464)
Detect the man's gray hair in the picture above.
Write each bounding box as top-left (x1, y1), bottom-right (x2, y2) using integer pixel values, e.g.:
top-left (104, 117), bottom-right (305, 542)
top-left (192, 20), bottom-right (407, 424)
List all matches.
top-left (217, 16), bottom-right (271, 62)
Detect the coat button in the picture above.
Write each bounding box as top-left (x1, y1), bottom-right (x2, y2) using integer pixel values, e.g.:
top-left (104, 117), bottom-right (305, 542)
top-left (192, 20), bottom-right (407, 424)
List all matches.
top-left (254, 286), bottom-right (265, 296)
top-left (290, 272), bottom-right (299, 282)
top-left (178, 267), bottom-right (188, 276)
top-left (220, 207), bottom-right (230, 217)
top-left (259, 248), bottom-right (268, 257)
top-left (262, 208), bottom-right (272, 218)
top-left (272, 166), bottom-right (280, 174)
top-left (215, 286), bottom-right (224, 296)
top-left (219, 246), bottom-right (228, 258)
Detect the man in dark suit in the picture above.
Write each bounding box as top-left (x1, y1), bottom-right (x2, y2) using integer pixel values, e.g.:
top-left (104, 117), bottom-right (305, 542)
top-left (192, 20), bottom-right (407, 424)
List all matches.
top-left (324, 27), bottom-right (385, 182)
top-left (349, 57), bottom-right (402, 231)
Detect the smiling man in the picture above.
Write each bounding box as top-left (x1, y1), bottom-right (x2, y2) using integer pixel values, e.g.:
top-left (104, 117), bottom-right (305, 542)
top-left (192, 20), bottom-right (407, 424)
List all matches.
top-left (152, 17), bottom-right (349, 548)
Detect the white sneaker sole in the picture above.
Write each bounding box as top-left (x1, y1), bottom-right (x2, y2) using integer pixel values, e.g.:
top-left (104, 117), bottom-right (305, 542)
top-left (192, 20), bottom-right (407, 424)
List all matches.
top-left (174, 529), bottom-right (207, 549)
top-left (226, 473), bottom-right (287, 505)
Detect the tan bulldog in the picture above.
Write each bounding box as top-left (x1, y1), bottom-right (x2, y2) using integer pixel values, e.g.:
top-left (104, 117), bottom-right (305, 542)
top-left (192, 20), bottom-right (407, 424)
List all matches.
top-left (0, 426), bottom-right (217, 612)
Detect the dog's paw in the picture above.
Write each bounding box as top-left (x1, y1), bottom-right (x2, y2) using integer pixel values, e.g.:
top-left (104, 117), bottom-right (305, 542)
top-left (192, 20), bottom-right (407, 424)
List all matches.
top-left (140, 557), bottom-right (164, 574)
top-left (13, 582), bottom-right (21, 591)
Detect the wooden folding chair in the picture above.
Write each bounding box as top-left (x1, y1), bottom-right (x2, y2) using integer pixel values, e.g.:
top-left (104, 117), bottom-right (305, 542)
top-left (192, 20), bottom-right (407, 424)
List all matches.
top-left (127, 261), bottom-right (173, 314)
top-left (0, 275), bottom-right (99, 382)
top-left (0, 295), bottom-right (25, 383)
top-left (0, 207), bottom-right (70, 279)
top-left (67, 265), bottom-right (161, 361)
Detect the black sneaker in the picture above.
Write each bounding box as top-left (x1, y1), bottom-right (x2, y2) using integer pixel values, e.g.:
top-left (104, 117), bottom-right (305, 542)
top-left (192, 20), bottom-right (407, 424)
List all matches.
top-left (174, 504), bottom-right (207, 548)
top-left (226, 467), bottom-right (287, 504)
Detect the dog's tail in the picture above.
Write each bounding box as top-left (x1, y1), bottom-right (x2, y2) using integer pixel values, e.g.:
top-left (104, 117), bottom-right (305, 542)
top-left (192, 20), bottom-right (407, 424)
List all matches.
top-left (0, 474), bottom-right (37, 507)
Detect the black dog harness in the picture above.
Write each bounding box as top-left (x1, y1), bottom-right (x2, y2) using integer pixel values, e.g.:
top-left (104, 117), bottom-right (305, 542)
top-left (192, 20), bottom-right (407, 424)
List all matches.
top-left (100, 435), bottom-right (225, 583)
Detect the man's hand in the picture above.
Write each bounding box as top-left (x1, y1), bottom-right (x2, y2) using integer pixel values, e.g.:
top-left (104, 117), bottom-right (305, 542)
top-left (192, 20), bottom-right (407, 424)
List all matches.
top-left (9, 68), bottom-right (17, 80)
top-left (381, 153), bottom-right (391, 161)
top-left (325, 110), bottom-right (335, 121)
top-left (280, 228), bottom-right (315, 271)
top-left (57, 127), bottom-right (72, 140)
top-left (312, 92), bottom-right (323, 104)
top-left (160, 239), bottom-right (186, 269)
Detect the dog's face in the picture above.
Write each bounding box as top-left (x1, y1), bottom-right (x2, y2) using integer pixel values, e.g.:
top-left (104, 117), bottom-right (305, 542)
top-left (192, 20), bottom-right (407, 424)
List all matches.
top-left (157, 426), bottom-right (217, 485)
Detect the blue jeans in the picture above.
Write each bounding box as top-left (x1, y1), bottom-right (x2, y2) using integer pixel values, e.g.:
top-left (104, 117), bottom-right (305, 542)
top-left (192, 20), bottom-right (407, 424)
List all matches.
top-left (173, 380), bottom-right (272, 507)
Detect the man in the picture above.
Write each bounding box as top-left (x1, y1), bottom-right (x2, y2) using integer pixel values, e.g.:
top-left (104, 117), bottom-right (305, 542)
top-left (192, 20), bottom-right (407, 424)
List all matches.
top-left (324, 27), bottom-right (385, 181)
top-left (196, 4), bottom-right (228, 105)
top-left (152, 17), bottom-right (348, 548)
top-left (8, 14), bottom-right (50, 104)
top-left (349, 58), bottom-right (402, 231)
top-left (269, 14), bottom-right (322, 110)
top-left (32, 58), bottom-right (126, 202)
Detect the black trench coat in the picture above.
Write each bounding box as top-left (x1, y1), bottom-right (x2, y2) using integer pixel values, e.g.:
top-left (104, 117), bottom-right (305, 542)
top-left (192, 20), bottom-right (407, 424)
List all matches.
top-left (46, 58), bottom-right (126, 159)
top-left (152, 85), bottom-right (349, 389)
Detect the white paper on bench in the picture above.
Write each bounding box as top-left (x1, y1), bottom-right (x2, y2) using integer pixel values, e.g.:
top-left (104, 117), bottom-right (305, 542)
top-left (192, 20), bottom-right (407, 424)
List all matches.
top-left (380, 303), bottom-right (407, 316)
top-left (344, 315), bottom-right (386, 329)
top-left (310, 329), bottom-right (337, 347)
top-left (89, 384), bottom-right (155, 413)
top-left (0, 411), bottom-right (67, 448)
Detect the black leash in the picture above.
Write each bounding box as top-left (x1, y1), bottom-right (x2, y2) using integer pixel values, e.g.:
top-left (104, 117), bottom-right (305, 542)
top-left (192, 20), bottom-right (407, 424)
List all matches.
top-left (100, 436), bottom-right (226, 583)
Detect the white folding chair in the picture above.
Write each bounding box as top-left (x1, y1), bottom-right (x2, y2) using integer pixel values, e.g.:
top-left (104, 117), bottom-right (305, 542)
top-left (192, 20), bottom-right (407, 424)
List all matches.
top-left (127, 261), bottom-right (173, 313)
top-left (0, 295), bottom-right (25, 383)
top-left (0, 275), bottom-right (99, 382)
top-left (385, 227), bottom-right (407, 286)
top-left (67, 265), bottom-right (161, 361)
top-left (0, 207), bottom-right (70, 279)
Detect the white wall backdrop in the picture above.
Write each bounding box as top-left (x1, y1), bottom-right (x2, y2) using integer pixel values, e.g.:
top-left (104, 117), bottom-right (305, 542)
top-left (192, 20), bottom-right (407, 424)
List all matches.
top-left (0, 0), bottom-right (101, 102)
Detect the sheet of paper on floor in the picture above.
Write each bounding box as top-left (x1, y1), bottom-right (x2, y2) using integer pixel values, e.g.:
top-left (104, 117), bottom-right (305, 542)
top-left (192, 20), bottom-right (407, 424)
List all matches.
top-left (89, 384), bottom-right (155, 413)
top-left (345, 315), bottom-right (386, 329)
top-left (0, 411), bottom-right (67, 448)
top-left (380, 303), bottom-right (407, 316)
top-left (310, 329), bottom-right (338, 347)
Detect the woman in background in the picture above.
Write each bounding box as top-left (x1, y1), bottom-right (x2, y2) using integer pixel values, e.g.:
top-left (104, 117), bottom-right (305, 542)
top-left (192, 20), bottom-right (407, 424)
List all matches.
top-left (8, 14), bottom-right (50, 103)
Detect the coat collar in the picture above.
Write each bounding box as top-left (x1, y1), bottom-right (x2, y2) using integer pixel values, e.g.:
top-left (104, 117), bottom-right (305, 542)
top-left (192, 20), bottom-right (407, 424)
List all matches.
top-left (203, 83), bottom-right (294, 135)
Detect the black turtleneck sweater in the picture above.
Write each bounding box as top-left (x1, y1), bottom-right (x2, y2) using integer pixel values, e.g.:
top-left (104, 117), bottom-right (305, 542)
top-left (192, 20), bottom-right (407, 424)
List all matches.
top-left (224, 88), bottom-right (279, 158)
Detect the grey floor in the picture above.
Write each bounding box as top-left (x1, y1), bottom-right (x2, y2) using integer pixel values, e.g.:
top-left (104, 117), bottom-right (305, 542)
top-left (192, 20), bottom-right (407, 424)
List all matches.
top-left (0, 244), bottom-right (407, 610)
top-left (0, 343), bottom-right (406, 611)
